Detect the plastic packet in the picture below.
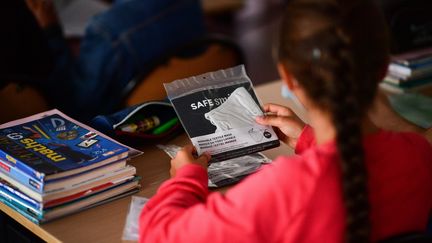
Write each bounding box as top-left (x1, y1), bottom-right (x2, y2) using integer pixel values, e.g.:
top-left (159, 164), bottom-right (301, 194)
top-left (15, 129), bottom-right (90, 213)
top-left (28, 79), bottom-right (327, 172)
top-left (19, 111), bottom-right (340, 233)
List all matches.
top-left (157, 144), bottom-right (271, 187)
top-left (122, 196), bottom-right (149, 241)
top-left (164, 65), bottom-right (280, 162)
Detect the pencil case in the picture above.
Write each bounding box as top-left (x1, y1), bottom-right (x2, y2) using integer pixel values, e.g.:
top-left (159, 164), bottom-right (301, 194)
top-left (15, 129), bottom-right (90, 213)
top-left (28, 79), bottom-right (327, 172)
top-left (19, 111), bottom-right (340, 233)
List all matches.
top-left (91, 101), bottom-right (183, 146)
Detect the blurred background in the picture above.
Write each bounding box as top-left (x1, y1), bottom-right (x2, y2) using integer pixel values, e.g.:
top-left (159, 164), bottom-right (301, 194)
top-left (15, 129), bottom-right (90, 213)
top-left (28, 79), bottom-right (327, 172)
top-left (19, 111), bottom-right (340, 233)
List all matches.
top-left (54, 0), bottom-right (285, 85)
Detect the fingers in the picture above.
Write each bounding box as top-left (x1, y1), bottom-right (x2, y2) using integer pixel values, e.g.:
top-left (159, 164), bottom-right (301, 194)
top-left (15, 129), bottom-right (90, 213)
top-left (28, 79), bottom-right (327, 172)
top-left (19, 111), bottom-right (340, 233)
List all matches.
top-left (170, 146), bottom-right (210, 178)
top-left (179, 145), bottom-right (210, 164)
top-left (181, 144), bottom-right (196, 154)
top-left (262, 103), bottom-right (294, 116)
top-left (195, 152), bottom-right (210, 167)
top-left (256, 115), bottom-right (294, 128)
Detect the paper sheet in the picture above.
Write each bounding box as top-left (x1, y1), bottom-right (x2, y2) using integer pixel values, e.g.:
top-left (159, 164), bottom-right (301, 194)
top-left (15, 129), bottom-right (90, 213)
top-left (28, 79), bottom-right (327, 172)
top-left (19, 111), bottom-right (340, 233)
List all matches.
top-left (54, 0), bottom-right (109, 37)
top-left (122, 196), bottom-right (149, 241)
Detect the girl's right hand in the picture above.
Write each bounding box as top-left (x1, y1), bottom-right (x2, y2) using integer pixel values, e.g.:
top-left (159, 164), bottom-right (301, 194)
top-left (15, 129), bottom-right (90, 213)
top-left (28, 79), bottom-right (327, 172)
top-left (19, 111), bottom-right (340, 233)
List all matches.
top-left (256, 103), bottom-right (305, 149)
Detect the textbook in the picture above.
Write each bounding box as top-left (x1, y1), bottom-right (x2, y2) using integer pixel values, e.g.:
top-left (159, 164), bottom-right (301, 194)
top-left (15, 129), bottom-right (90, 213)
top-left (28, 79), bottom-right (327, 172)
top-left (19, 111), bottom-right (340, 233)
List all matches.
top-left (0, 157), bottom-right (126, 194)
top-left (0, 109), bottom-right (138, 191)
top-left (388, 63), bottom-right (432, 80)
top-left (0, 164), bottom-right (136, 203)
top-left (0, 178), bottom-right (140, 224)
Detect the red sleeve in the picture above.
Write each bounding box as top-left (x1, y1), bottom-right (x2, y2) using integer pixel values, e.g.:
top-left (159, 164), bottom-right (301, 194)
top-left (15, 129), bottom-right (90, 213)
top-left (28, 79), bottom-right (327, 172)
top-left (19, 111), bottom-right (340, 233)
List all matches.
top-left (139, 156), bottom-right (319, 243)
top-left (295, 125), bottom-right (316, 154)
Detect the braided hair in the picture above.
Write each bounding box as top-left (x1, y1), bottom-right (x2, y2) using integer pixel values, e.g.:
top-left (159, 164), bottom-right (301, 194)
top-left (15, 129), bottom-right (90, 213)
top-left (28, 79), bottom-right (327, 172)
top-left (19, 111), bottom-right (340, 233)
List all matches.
top-left (277, 0), bottom-right (389, 242)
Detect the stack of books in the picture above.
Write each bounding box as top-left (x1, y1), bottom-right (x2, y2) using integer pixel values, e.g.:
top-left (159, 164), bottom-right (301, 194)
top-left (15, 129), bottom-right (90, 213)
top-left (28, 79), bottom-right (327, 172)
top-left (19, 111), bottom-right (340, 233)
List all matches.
top-left (381, 47), bottom-right (432, 93)
top-left (0, 110), bottom-right (141, 224)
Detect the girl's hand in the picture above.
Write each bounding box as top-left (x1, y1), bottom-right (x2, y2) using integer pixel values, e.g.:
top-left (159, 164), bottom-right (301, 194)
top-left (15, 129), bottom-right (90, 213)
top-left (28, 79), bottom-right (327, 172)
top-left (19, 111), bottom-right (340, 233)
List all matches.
top-left (256, 103), bottom-right (305, 149)
top-left (170, 145), bottom-right (210, 178)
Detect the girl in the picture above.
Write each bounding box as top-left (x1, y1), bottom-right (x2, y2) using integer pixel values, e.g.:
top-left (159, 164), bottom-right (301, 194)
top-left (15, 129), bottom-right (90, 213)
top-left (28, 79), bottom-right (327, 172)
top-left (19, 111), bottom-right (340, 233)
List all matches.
top-left (139, 0), bottom-right (432, 242)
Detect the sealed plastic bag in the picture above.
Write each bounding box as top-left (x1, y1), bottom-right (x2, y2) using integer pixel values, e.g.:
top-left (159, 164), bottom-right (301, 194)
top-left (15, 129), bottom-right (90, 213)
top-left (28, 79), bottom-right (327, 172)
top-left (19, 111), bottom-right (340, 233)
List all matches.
top-left (157, 144), bottom-right (271, 187)
top-left (122, 196), bottom-right (149, 241)
top-left (164, 65), bottom-right (280, 162)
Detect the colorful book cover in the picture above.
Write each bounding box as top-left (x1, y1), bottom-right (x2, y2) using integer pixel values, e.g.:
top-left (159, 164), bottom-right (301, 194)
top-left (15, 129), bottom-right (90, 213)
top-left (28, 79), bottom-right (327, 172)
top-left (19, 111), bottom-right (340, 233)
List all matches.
top-left (0, 157), bottom-right (43, 192)
top-left (43, 176), bottom-right (140, 209)
top-left (0, 109), bottom-right (135, 183)
top-left (0, 191), bottom-right (42, 219)
top-left (0, 197), bottom-right (40, 224)
top-left (0, 178), bottom-right (41, 211)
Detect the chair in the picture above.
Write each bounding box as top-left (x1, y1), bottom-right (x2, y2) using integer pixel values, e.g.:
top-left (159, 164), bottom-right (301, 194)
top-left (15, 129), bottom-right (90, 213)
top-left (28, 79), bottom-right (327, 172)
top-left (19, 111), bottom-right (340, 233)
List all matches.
top-left (119, 34), bottom-right (244, 106)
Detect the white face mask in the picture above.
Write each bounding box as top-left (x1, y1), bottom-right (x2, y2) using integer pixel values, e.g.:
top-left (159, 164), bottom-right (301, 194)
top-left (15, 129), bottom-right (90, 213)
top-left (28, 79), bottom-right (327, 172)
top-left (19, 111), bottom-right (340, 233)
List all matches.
top-left (281, 84), bottom-right (307, 114)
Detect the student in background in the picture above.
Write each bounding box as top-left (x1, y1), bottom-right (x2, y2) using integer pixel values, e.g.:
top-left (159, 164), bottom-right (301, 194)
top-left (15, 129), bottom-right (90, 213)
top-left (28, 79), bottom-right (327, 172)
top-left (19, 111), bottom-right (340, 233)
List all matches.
top-left (139, 0), bottom-right (432, 242)
top-left (24, 0), bottom-right (205, 121)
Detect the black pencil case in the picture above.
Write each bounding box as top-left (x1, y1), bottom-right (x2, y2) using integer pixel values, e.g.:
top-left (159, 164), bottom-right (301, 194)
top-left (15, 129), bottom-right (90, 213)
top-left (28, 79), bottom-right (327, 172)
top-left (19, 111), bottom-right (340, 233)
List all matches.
top-left (91, 101), bottom-right (183, 146)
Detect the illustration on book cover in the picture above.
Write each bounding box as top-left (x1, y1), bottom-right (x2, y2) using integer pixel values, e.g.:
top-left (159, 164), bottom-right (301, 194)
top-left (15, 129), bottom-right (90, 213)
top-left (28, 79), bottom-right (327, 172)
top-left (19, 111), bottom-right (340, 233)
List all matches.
top-left (0, 113), bottom-right (128, 175)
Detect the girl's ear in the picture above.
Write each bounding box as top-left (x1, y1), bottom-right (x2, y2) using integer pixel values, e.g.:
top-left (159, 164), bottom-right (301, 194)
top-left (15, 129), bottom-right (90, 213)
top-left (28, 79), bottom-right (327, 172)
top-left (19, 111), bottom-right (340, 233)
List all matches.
top-left (277, 63), bottom-right (297, 90)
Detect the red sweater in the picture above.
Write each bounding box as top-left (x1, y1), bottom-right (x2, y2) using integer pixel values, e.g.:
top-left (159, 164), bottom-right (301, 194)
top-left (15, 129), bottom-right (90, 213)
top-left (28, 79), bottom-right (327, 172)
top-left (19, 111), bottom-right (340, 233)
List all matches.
top-left (139, 126), bottom-right (432, 242)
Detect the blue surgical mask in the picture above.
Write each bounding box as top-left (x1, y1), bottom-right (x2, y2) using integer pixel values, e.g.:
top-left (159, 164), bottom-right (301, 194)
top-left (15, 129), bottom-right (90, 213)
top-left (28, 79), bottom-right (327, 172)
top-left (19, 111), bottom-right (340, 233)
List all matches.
top-left (281, 84), bottom-right (307, 114)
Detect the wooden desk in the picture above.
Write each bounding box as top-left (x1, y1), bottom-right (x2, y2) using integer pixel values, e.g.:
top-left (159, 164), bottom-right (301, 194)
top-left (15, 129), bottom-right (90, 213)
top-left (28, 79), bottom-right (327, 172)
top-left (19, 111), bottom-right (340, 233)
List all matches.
top-left (0, 81), bottom-right (294, 243)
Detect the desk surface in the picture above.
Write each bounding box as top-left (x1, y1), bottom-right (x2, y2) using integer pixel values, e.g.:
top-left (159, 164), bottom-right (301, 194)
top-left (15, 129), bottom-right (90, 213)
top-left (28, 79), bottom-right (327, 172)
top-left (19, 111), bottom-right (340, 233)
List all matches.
top-left (0, 81), bottom-right (295, 243)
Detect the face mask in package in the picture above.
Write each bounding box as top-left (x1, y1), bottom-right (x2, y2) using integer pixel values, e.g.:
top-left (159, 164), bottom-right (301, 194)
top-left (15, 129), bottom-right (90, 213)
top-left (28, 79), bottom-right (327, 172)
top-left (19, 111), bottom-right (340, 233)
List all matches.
top-left (157, 144), bottom-right (272, 188)
top-left (164, 65), bottom-right (280, 162)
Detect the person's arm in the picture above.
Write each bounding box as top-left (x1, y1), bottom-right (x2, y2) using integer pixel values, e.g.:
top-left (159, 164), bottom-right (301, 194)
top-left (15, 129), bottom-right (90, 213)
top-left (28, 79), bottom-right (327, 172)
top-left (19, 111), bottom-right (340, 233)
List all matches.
top-left (25, 0), bottom-right (115, 120)
top-left (294, 125), bottom-right (316, 154)
top-left (139, 147), bottom-right (313, 243)
top-left (368, 91), bottom-right (431, 143)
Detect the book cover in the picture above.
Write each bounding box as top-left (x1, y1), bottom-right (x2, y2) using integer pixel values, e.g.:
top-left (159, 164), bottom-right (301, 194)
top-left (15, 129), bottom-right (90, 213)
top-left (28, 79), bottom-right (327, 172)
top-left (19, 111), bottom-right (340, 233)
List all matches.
top-left (0, 197), bottom-right (40, 224)
top-left (0, 166), bottom-right (136, 210)
top-left (388, 63), bottom-right (432, 79)
top-left (0, 176), bottom-right (140, 220)
top-left (0, 156), bottom-right (126, 194)
top-left (0, 178), bottom-right (42, 216)
top-left (44, 176), bottom-right (140, 209)
top-left (0, 190), bottom-right (43, 219)
top-left (379, 80), bottom-right (432, 94)
top-left (43, 185), bottom-right (140, 222)
top-left (0, 164), bottom-right (136, 203)
top-left (41, 187), bottom-right (140, 223)
top-left (0, 178), bottom-right (41, 210)
top-left (0, 157), bottom-right (43, 193)
top-left (0, 183), bottom-right (140, 225)
top-left (391, 47), bottom-right (432, 65)
top-left (0, 109), bottom-right (135, 183)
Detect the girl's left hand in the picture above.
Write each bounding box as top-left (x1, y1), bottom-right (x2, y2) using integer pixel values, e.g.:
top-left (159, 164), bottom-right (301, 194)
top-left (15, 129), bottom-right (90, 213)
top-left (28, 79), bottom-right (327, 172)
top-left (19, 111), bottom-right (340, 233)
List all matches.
top-left (170, 145), bottom-right (210, 178)
top-left (256, 103), bottom-right (305, 149)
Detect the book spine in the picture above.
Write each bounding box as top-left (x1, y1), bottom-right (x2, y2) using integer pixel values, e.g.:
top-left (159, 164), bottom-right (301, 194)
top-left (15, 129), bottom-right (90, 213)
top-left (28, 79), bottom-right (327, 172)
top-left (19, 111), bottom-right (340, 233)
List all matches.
top-left (0, 196), bottom-right (41, 224)
top-left (0, 149), bottom-right (43, 182)
top-left (383, 76), bottom-right (403, 85)
top-left (0, 158), bottom-right (44, 193)
top-left (0, 190), bottom-right (43, 219)
top-left (395, 55), bottom-right (432, 67)
top-left (379, 82), bottom-right (405, 94)
top-left (389, 63), bottom-right (411, 76)
top-left (0, 180), bottom-right (42, 211)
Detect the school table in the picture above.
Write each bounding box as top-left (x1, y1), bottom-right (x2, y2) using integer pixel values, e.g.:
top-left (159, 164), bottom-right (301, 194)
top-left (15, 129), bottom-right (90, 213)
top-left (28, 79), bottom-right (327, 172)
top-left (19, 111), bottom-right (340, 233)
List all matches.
top-left (0, 80), bottom-right (298, 243)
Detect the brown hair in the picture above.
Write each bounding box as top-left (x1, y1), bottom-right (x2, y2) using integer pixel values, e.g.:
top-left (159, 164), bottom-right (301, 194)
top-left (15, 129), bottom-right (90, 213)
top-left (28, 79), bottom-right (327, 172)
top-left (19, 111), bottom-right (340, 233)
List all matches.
top-left (277, 0), bottom-right (389, 242)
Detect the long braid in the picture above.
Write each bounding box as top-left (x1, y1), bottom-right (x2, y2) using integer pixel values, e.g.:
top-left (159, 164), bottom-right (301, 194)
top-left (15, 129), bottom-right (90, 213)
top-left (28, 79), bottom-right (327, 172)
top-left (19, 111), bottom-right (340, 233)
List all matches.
top-left (277, 0), bottom-right (389, 242)
top-left (303, 27), bottom-right (372, 242)
top-left (326, 29), bottom-right (371, 242)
